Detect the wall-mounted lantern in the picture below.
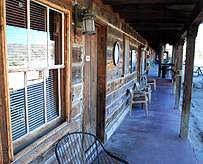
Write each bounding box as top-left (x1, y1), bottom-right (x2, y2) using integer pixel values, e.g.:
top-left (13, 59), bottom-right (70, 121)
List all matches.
top-left (74, 4), bottom-right (96, 35)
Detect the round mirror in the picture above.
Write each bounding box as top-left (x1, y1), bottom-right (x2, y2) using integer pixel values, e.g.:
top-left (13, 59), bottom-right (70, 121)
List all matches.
top-left (113, 42), bottom-right (120, 66)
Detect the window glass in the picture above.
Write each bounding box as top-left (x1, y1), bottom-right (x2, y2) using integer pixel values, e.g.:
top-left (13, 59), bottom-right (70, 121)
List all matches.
top-left (6, 0), bottom-right (28, 68)
top-left (9, 72), bottom-right (26, 141)
top-left (30, 1), bottom-right (47, 67)
top-left (45, 69), bottom-right (59, 122)
top-left (49, 9), bottom-right (62, 65)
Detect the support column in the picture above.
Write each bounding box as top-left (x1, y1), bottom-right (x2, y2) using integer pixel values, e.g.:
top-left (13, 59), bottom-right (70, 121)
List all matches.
top-left (158, 44), bottom-right (165, 77)
top-left (172, 46), bottom-right (176, 94)
top-left (174, 39), bottom-right (184, 109)
top-left (137, 44), bottom-right (141, 83)
top-left (180, 25), bottom-right (198, 138)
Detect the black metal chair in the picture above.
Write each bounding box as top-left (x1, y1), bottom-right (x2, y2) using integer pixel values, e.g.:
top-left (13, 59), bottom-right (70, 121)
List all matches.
top-left (55, 132), bottom-right (129, 164)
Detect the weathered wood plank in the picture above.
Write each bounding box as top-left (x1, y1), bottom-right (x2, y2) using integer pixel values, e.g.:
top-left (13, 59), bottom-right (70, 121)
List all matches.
top-left (107, 69), bottom-right (123, 82)
top-left (106, 79), bottom-right (135, 106)
top-left (72, 27), bottom-right (83, 44)
top-left (72, 65), bottom-right (82, 85)
top-left (107, 60), bottom-right (123, 72)
top-left (97, 25), bottom-right (107, 142)
top-left (174, 38), bottom-right (184, 109)
top-left (0, 131), bottom-right (3, 164)
top-left (14, 120), bottom-right (81, 164)
top-left (106, 93), bottom-right (129, 118)
top-left (83, 32), bottom-right (97, 135)
top-left (0, 0), bottom-right (13, 162)
top-left (72, 46), bottom-right (82, 63)
top-left (72, 84), bottom-right (83, 102)
top-left (106, 97), bottom-right (130, 132)
top-left (35, 0), bottom-right (70, 12)
top-left (106, 71), bottom-right (136, 94)
top-left (72, 101), bottom-right (82, 119)
top-left (180, 25), bottom-right (198, 138)
top-left (64, 10), bottom-right (72, 123)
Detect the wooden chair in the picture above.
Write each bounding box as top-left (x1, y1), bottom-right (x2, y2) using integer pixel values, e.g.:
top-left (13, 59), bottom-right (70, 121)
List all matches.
top-left (144, 76), bottom-right (156, 91)
top-left (128, 88), bottom-right (148, 116)
top-left (55, 132), bottom-right (129, 164)
top-left (135, 82), bottom-right (152, 103)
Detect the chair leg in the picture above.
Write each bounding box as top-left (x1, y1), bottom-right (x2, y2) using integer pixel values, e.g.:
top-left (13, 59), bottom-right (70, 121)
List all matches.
top-left (145, 101), bottom-right (148, 116)
top-left (154, 83), bottom-right (156, 91)
top-left (129, 101), bottom-right (132, 115)
top-left (149, 92), bottom-right (151, 104)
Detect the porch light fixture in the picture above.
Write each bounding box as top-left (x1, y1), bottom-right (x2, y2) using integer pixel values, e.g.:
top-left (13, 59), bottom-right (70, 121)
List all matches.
top-left (74, 4), bottom-right (96, 35)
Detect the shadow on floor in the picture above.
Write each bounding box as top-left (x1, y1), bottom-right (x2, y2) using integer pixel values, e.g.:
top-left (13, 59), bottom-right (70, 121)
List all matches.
top-left (105, 66), bottom-right (196, 164)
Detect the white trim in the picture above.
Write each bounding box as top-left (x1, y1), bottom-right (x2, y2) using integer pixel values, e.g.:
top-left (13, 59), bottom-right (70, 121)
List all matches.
top-left (47, 7), bottom-right (50, 67)
top-left (24, 72), bottom-right (30, 133)
top-left (58, 68), bottom-right (61, 117)
top-left (8, 65), bottom-right (65, 73)
top-left (44, 70), bottom-right (47, 123)
top-left (27, 0), bottom-right (31, 68)
top-left (62, 13), bottom-right (65, 66)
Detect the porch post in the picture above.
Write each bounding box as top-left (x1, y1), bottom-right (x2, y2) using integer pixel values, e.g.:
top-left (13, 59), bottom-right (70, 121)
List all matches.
top-left (158, 44), bottom-right (165, 77)
top-left (180, 25), bottom-right (198, 138)
top-left (174, 39), bottom-right (184, 109)
top-left (173, 46), bottom-right (178, 95)
top-left (137, 44), bottom-right (141, 83)
top-left (172, 46), bottom-right (176, 95)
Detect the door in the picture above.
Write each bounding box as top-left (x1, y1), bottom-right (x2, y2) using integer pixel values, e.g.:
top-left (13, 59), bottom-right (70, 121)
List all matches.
top-left (83, 28), bottom-right (98, 135)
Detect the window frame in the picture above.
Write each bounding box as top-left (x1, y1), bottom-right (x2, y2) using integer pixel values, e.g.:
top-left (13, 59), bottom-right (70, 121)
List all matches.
top-left (123, 34), bottom-right (130, 75)
top-left (3, 0), bottom-right (72, 160)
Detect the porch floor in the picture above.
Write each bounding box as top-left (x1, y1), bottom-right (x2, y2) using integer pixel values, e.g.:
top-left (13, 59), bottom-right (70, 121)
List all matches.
top-left (105, 66), bottom-right (197, 164)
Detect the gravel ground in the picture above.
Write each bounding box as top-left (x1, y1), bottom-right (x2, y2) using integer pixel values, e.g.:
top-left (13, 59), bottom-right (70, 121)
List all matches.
top-left (189, 88), bottom-right (203, 152)
top-left (181, 64), bottom-right (203, 153)
top-left (180, 72), bottom-right (203, 153)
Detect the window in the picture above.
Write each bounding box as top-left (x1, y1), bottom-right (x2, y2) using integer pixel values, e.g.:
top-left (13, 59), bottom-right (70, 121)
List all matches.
top-left (123, 35), bottom-right (130, 75)
top-left (141, 51), bottom-right (145, 74)
top-left (6, 0), bottom-right (65, 153)
top-left (131, 49), bottom-right (137, 72)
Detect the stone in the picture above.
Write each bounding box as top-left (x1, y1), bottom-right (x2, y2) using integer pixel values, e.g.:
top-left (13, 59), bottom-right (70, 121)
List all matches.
top-left (193, 82), bottom-right (202, 89)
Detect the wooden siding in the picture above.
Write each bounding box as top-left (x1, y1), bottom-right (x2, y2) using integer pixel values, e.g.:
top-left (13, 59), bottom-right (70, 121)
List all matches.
top-left (0, 0), bottom-right (149, 163)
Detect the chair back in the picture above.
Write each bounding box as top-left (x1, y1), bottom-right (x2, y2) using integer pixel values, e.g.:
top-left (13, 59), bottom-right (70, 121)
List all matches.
top-left (135, 82), bottom-right (141, 91)
top-left (55, 132), bottom-right (101, 164)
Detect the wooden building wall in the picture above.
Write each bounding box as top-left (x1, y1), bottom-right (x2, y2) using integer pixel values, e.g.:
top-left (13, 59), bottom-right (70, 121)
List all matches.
top-left (0, 0), bottom-right (149, 163)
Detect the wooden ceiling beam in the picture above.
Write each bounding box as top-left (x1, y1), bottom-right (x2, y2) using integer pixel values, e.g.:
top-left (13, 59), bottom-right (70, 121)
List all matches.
top-left (119, 12), bottom-right (190, 20)
top-left (173, 0), bottom-right (203, 44)
top-left (103, 0), bottom-right (198, 5)
top-left (134, 27), bottom-right (182, 31)
top-left (126, 19), bottom-right (186, 24)
top-left (112, 4), bottom-right (194, 13)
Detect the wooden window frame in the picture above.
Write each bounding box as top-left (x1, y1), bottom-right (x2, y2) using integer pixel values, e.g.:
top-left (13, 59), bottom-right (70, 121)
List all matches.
top-left (1, 0), bottom-right (72, 161)
top-left (123, 34), bottom-right (130, 76)
top-left (131, 49), bottom-right (137, 73)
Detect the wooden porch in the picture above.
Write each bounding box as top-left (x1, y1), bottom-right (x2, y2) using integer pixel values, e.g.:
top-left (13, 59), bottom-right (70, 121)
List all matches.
top-left (104, 66), bottom-right (198, 164)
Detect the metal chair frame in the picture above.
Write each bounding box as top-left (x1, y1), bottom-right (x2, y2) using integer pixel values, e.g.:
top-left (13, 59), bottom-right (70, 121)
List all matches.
top-left (55, 132), bottom-right (129, 164)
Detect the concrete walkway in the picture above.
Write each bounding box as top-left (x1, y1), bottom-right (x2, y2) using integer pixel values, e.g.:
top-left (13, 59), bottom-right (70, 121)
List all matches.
top-left (105, 66), bottom-right (197, 164)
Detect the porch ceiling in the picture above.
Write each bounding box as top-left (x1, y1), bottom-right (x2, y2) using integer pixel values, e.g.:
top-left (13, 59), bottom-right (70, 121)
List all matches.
top-left (102, 0), bottom-right (203, 51)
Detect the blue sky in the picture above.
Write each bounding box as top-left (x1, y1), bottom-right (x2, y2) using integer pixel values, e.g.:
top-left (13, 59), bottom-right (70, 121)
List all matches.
top-left (6, 25), bottom-right (48, 45)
